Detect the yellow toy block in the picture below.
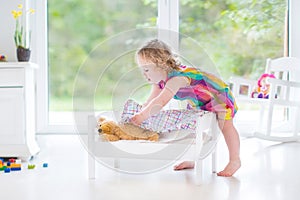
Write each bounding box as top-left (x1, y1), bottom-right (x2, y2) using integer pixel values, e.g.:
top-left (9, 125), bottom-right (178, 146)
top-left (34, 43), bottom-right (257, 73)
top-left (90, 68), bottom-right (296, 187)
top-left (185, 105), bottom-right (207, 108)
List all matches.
top-left (10, 163), bottom-right (21, 168)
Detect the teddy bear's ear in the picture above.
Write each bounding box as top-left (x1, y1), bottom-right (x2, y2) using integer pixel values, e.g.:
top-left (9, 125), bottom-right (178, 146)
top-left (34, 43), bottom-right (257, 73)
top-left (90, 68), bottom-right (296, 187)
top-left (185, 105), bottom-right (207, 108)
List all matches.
top-left (98, 117), bottom-right (106, 123)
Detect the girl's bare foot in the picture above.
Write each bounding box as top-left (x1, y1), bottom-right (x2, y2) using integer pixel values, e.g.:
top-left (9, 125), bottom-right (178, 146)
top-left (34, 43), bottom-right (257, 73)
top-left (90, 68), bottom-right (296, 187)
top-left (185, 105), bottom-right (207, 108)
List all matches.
top-left (173, 161), bottom-right (195, 170)
top-left (217, 159), bottom-right (241, 177)
top-left (173, 159), bottom-right (241, 177)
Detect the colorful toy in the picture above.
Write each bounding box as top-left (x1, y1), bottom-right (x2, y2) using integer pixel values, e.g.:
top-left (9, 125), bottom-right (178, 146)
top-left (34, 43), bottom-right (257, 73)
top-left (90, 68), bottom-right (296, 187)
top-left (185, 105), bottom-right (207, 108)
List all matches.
top-left (0, 55), bottom-right (6, 62)
top-left (0, 158), bottom-right (49, 173)
top-left (11, 167), bottom-right (21, 171)
top-left (11, 163), bottom-right (21, 167)
top-left (4, 168), bottom-right (11, 173)
top-left (0, 164), bottom-right (5, 171)
top-left (251, 73), bottom-right (276, 99)
top-left (28, 164), bottom-right (36, 169)
top-left (10, 163), bottom-right (21, 171)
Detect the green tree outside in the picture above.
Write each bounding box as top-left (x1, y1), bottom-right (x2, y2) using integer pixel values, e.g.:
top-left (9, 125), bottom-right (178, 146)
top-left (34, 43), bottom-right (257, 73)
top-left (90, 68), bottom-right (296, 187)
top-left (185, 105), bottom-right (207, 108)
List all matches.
top-left (48, 0), bottom-right (286, 111)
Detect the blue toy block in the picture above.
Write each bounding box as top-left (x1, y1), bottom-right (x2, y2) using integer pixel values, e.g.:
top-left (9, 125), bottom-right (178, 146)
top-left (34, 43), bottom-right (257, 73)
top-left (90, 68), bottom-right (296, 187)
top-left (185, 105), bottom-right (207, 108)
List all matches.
top-left (10, 168), bottom-right (21, 171)
top-left (4, 168), bottom-right (11, 173)
top-left (43, 163), bottom-right (48, 168)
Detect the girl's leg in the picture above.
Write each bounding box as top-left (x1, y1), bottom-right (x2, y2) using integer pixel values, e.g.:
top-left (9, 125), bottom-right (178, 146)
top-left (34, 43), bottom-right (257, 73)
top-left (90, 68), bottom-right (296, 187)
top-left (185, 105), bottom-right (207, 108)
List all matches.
top-left (217, 119), bottom-right (241, 176)
top-left (174, 119), bottom-right (241, 176)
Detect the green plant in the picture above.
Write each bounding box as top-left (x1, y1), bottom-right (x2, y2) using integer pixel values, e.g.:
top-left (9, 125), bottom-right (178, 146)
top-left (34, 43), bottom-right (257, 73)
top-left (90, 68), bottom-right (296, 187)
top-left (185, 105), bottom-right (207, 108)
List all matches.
top-left (11, 4), bottom-right (35, 49)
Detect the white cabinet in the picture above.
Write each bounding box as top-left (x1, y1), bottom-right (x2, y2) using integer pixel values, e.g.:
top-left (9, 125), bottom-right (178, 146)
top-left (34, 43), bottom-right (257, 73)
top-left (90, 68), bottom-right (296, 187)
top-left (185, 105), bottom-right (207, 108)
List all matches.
top-left (0, 62), bottom-right (39, 159)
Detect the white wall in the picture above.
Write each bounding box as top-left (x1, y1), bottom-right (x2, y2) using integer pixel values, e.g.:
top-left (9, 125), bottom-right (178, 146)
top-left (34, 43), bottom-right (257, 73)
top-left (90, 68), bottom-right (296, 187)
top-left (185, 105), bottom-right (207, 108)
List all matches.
top-left (0, 0), bottom-right (20, 61)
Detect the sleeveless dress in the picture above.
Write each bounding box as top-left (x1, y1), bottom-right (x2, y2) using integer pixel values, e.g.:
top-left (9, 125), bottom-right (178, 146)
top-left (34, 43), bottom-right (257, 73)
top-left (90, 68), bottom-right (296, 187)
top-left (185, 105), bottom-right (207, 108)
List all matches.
top-left (159, 66), bottom-right (238, 120)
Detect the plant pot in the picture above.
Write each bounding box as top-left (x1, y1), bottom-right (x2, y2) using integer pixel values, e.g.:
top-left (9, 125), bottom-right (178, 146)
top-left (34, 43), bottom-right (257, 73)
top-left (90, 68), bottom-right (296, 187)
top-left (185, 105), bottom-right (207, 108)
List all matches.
top-left (17, 47), bottom-right (31, 62)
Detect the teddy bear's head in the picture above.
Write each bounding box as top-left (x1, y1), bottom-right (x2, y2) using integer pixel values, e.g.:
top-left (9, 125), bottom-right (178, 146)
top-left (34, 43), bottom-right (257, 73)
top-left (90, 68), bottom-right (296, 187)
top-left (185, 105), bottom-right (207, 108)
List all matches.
top-left (98, 117), bottom-right (115, 134)
top-left (97, 117), bottom-right (121, 141)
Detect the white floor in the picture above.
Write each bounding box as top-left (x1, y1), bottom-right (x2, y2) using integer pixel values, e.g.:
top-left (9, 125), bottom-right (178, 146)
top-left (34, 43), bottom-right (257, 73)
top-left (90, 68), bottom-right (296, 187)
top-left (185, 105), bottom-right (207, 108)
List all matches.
top-left (1, 135), bottom-right (300, 200)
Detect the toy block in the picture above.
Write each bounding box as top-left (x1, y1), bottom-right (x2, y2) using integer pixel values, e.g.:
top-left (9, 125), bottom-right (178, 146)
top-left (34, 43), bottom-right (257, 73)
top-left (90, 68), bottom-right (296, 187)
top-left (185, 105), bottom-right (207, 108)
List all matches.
top-left (4, 168), bottom-right (10, 173)
top-left (0, 166), bottom-right (7, 171)
top-left (28, 164), bottom-right (35, 169)
top-left (10, 168), bottom-right (21, 171)
top-left (42, 163), bottom-right (48, 168)
top-left (10, 163), bottom-right (21, 168)
top-left (9, 158), bottom-right (16, 163)
top-left (7, 162), bottom-right (11, 167)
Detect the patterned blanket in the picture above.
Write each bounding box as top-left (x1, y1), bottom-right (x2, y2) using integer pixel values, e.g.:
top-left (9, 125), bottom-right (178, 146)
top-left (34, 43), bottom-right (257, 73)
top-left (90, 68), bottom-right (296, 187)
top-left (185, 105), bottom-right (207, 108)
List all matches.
top-left (120, 99), bottom-right (206, 133)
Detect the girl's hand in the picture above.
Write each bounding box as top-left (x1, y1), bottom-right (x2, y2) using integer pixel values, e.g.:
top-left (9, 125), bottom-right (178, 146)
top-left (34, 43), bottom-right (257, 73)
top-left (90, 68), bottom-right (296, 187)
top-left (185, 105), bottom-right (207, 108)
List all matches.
top-left (131, 113), bottom-right (145, 126)
top-left (141, 103), bottom-right (148, 109)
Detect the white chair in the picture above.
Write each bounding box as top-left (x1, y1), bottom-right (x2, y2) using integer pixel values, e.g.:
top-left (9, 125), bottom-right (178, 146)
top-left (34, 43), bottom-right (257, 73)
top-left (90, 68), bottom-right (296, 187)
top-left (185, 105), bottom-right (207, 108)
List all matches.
top-left (230, 57), bottom-right (300, 142)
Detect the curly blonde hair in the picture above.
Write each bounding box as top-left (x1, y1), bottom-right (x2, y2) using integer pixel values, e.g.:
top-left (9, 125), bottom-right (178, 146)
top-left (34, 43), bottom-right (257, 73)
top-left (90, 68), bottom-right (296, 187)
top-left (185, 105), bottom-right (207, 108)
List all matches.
top-left (136, 39), bottom-right (181, 72)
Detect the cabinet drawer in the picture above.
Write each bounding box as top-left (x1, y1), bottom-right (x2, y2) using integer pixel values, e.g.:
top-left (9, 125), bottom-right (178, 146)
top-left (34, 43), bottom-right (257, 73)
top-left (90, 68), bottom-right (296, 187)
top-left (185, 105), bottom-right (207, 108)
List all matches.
top-left (0, 68), bottom-right (24, 86)
top-left (0, 88), bottom-right (25, 145)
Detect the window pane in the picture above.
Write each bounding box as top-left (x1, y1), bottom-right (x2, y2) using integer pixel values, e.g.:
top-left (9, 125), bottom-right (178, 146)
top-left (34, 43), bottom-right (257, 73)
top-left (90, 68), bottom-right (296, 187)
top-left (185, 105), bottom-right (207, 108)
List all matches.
top-left (48, 0), bottom-right (157, 114)
top-left (179, 0), bottom-right (287, 127)
top-left (179, 0), bottom-right (286, 79)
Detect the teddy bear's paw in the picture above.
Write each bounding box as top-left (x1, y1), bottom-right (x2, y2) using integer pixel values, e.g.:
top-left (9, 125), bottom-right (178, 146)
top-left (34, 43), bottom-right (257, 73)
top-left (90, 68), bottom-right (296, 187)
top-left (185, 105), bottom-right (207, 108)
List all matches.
top-left (119, 134), bottom-right (137, 140)
top-left (148, 134), bottom-right (159, 141)
top-left (101, 134), bottom-right (120, 142)
top-left (119, 123), bottom-right (159, 141)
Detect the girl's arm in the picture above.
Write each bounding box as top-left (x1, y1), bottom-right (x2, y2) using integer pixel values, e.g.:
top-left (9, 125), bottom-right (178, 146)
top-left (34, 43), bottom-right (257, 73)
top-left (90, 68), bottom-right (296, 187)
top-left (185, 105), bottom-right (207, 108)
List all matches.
top-left (131, 76), bottom-right (189, 125)
top-left (142, 84), bottom-right (162, 108)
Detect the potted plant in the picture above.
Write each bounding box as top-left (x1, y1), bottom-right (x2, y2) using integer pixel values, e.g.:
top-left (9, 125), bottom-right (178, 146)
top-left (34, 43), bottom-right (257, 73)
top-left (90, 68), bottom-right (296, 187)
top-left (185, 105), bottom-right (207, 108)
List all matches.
top-left (11, 4), bottom-right (35, 62)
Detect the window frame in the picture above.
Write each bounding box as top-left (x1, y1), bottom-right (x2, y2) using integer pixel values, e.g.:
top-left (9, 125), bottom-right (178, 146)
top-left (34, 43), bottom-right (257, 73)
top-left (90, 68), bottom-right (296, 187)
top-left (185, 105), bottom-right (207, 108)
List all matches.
top-left (34, 0), bottom-right (297, 134)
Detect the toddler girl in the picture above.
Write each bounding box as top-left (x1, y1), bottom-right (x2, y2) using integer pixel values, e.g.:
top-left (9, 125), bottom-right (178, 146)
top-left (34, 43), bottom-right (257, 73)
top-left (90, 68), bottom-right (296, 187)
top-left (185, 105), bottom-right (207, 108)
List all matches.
top-left (131, 39), bottom-right (241, 177)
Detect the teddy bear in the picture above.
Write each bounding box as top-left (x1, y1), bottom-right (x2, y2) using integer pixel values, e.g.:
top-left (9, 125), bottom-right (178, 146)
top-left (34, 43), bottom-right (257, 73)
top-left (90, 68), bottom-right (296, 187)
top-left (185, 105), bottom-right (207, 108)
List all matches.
top-left (251, 73), bottom-right (276, 99)
top-left (97, 117), bottom-right (159, 142)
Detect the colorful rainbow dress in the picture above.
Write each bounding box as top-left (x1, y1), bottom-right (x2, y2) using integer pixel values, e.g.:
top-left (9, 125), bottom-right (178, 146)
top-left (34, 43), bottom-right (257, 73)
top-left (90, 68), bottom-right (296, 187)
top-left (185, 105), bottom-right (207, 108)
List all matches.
top-left (159, 66), bottom-right (238, 120)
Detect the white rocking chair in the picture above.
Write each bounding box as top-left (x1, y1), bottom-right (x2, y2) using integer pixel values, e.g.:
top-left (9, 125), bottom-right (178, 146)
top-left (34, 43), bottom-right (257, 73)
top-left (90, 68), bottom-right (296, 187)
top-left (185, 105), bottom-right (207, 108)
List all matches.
top-left (230, 57), bottom-right (300, 142)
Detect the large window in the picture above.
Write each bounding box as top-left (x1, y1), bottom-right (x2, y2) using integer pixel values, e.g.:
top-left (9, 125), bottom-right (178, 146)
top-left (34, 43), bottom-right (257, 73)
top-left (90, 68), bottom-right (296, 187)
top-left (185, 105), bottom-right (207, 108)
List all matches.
top-left (37, 0), bottom-right (289, 133)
